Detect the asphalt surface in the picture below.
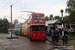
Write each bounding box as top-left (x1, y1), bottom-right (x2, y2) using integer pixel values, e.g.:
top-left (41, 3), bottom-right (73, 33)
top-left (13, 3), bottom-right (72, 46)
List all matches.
top-left (0, 34), bottom-right (55, 50)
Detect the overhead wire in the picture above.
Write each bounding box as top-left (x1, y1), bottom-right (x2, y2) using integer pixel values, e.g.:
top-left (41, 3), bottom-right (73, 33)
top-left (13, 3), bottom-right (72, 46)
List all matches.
top-left (3, 0), bottom-right (10, 6)
top-left (20, 0), bottom-right (23, 18)
top-left (0, 0), bottom-right (10, 9)
top-left (0, 0), bottom-right (10, 11)
top-left (49, 3), bottom-right (66, 10)
top-left (0, 0), bottom-right (5, 5)
top-left (35, 1), bottom-right (66, 13)
top-left (0, 0), bottom-right (66, 22)
top-left (20, 0), bottom-right (23, 12)
top-left (49, 3), bottom-right (66, 13)
top-left (33, 0), bottom-right (65, 11)
top-left (12, 0), bottom-right (19, 6)
top-left (0, 0), bottom-right (23, 23)
top-left (23, 0), bottom-right (26, 11)
top-left (0, 0), bottom-right (19, 12)
top-left (41, 3), bottom-right (66, 14)
top-left (21, 0), bottom-right (28, 21)
top-left (0, 7), bottom-right (10, 12)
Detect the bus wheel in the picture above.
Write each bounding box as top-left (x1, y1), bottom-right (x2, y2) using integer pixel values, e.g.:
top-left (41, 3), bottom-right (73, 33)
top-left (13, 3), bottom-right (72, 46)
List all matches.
top-left (44, 39), bottom-right (46, 41)
top-left (15, 33), bottom-right (17, 35)
top-left (30, 35), bottom-right (32, 41)
top-left (22, 33), bottom-right (24, 36)
top-left (20, 33), bottom-right (22, 36)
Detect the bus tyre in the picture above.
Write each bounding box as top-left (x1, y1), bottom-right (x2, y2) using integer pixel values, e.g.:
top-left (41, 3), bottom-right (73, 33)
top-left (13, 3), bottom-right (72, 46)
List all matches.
top-left (30, 35), bottom-right (32, 41)
top-left (27, 33), bottom-right (29, 39)
top-left (20, 33), bottom-right (22, 36)
top-left (22, 33), bottom-right (24, 36)
top-left (15, 33), bottom-right (17, 35)
top-left (44, 39), bottom-right (46, 41)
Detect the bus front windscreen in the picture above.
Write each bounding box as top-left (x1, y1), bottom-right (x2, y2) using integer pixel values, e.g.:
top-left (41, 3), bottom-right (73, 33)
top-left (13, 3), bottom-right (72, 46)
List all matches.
top-left (32, 26), bottom-right (38, 31)
top-left (39, 26), bottom-right (45, 31)
top-left (31, 25), bottom-right (45, 31)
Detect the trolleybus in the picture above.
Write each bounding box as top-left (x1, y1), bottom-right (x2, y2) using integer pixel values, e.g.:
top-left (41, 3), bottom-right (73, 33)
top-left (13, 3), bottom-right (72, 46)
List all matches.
top-left (13, 23), bottom-right (22, 35)
top-left (22, 21), bottom-right (28, 36)
top-left (27, 13), bottom-right (46, 41)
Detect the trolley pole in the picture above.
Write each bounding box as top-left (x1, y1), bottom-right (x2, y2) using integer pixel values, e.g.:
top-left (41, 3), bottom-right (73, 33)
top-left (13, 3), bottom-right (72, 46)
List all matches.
top-left (60, 9), bottom-right (64, 45)
top-left (10, 5), bottom-right (12, 38)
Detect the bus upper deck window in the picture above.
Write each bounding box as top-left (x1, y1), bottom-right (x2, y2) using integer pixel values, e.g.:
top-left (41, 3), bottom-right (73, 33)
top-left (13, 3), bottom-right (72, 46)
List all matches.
top-left (32, 15), bottom-right (38, 19)
top-left (39, 15), bottom-right (44, 19)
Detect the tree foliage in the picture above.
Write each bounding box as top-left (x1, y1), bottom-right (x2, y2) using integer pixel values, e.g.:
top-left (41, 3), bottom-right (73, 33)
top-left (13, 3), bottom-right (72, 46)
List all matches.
top-left (54, 16), bottom-right (60, 20)
top-left (66, 0), bottom-right (75, 22)
top-left (14, 19), bottom-right (18, 25)
top-left (45, 16), bottom-right (49, 21)
top-left (66, 0), bottom-right (75, 14)
top-left (63, 16), bottom-right (70, 22)
top-left (0, 18), bottom-right (10, 33)
top-left (49, 14), bottom-right (53, 20)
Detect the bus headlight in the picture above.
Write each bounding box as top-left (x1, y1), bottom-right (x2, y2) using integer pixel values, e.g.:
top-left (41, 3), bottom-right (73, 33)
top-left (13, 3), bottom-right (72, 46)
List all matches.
top-left (43, 34), bottom-right (45, 36)
top-left (33, 34), bottom-right (35, 36)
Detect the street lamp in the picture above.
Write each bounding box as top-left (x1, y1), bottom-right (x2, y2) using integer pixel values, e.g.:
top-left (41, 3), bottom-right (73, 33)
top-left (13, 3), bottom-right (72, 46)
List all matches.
top-left (60, 9), bottom-right (64, 45)
top-left (60, 9), bottom-right (64, 21)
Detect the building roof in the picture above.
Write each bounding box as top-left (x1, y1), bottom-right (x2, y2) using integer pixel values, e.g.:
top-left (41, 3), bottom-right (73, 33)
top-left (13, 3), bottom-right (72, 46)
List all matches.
top-left (46, 19), bottom-right (61, 26)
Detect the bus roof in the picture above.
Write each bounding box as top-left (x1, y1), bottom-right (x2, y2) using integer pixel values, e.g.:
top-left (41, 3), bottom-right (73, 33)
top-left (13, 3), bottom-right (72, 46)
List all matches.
top-left (31, 13), bottom-right (44, 15)
top-left (15, 23), bottom-right (22, 25)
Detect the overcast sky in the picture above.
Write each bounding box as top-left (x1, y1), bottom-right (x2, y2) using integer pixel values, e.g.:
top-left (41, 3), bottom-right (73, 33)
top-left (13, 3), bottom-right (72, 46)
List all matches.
top-left (0, 0), bottom-right (68, 23)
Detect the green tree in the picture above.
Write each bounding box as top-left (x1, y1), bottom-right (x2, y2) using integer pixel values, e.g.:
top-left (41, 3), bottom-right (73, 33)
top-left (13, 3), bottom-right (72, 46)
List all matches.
top-left (54, 16), bottom-right (60, 20)
top-left (2, 18), bottom-right (9, 33)
top-left (45, 16), bottom-right (49, 21)
top-left (63, 15), bottom-right (70, 22)
top-left (69, 11), bottom-right (75, 21)
top-left (49, 14), bottom-right (53, 20)
top-left (0, 18), bottom-right (2, 33)
top-left (65, 0), bottom-right (75, 22)
top-left (14, 19), bottom-right (18, 25)
top-left (66, 0), bottom-right (75, 14)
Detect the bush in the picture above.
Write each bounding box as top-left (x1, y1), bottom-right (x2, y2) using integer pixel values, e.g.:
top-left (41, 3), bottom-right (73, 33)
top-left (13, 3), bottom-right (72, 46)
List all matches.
top-left (59, 35), bottom-right (63, 39)
top-left (59, 35), bottom-right (75, 40)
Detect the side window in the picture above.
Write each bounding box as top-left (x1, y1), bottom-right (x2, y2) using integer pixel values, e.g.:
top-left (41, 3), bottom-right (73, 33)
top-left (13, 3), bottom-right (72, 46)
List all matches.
top-left (32, 15), bottom-right (38, 19)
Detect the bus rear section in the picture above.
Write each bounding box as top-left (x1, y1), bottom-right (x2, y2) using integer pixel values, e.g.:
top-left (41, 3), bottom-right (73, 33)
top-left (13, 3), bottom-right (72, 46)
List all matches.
top-left (28, 25), bottom-right (46, 41)
top-left (22, 29), bottom-right (28, 36)
top-left (22, 21), bottom-right (28, 36)
top-left (13, 23), bottom-right (22, 35)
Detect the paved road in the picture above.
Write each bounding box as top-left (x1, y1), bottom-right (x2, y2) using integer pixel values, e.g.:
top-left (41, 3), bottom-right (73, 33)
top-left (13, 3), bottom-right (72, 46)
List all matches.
top-left (0, 34), bottom-right (55, 50)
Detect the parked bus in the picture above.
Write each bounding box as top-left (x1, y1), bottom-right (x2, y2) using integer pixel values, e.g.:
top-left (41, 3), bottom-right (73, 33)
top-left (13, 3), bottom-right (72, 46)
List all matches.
top-left (27, 13), bottom-right (46, 41)
top-left (22, 21), bottom-right (28, 36)
top-left (13, 23), bottom-right (22, 35)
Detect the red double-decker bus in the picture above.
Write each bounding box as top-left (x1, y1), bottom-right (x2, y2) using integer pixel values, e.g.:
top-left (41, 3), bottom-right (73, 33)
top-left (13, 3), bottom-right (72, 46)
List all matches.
top-left (27, 13), bottom-right (46, 41)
